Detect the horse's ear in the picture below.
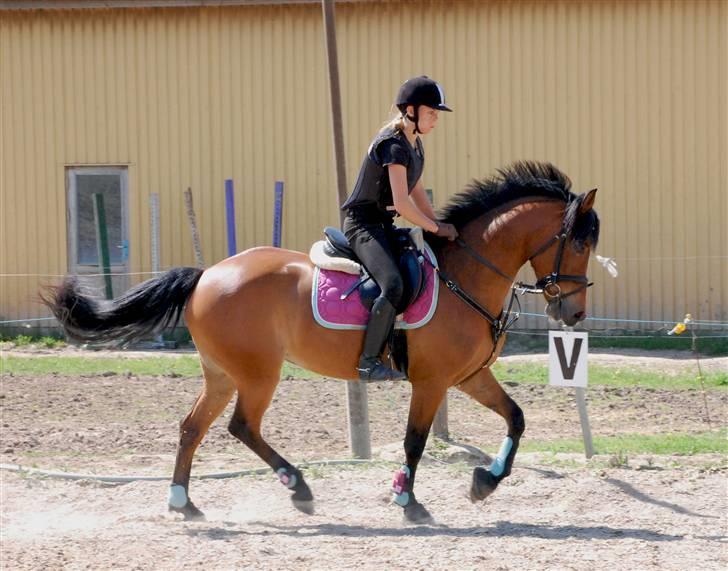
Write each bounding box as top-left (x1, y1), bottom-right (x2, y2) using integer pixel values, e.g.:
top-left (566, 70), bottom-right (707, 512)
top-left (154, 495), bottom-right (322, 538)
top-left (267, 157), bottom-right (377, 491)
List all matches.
top-left (579, 188), bottom-right (597, 214)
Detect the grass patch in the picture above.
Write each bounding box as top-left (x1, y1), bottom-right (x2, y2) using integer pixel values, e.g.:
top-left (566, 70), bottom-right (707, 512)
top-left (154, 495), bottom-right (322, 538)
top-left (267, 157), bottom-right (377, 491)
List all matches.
top-left (1, 353), bottom-right (723, 390)
top-left (519, 430), bottom-right (727, 455)
top-left (0, 355), bottom-right (316, 379)
top-left (492, 361), bottom-right (727, 390)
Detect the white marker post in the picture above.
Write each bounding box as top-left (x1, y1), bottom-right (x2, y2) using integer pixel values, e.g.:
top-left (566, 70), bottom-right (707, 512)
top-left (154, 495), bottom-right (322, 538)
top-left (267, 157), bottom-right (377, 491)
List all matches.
top-left (549, 329), bottom-right (594, 458)
top-left (150, 193), bottom-right (164, 348)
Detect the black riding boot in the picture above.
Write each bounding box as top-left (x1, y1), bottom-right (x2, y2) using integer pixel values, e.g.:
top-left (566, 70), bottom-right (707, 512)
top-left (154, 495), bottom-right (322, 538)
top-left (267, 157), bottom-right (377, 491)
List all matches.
top-left (357, 297), bottom-right (408, 382)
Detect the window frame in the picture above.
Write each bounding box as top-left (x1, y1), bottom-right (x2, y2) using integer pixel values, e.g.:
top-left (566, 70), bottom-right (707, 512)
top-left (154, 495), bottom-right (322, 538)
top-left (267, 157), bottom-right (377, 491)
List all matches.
top-left (66, 166), bottom-right (129, 271)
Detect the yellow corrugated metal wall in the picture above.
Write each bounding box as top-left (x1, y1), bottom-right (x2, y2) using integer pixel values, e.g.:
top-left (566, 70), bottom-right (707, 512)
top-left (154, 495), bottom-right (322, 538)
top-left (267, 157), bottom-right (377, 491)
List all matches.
top-left (1, 0), bottom-right (726, 328)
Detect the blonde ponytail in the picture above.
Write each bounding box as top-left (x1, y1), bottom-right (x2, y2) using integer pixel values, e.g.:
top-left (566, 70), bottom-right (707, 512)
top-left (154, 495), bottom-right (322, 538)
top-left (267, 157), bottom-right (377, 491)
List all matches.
top-left (378, 105), bottom-right (407, 134)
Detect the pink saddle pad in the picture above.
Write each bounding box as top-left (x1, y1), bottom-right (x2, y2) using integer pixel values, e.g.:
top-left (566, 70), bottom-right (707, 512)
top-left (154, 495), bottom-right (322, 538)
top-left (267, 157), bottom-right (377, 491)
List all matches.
top-left (311, 244), bottom-right (439, 330)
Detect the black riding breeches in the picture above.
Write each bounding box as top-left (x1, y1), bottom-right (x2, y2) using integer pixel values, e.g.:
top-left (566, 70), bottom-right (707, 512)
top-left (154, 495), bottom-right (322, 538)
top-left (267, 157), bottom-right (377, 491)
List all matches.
top-left (343, 216), bottom-right (404, 309)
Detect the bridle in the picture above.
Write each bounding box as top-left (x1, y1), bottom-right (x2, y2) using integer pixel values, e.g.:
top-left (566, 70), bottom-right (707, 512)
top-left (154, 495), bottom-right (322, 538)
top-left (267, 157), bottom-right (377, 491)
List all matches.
top-left (423, 213), bottom-right (593, 351)
top-left (527, 228), bottom-right (592, 301)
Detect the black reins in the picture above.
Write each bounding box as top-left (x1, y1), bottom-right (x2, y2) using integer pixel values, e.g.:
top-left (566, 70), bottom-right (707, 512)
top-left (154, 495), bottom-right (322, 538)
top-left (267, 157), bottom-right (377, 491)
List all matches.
top-left (422, 222), bottom-right (593, 351)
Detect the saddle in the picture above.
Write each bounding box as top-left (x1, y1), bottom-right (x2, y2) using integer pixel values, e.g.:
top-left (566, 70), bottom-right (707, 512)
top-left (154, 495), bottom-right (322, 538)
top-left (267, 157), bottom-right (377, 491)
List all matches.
top-left (317, 226), bottom-right (427, 314)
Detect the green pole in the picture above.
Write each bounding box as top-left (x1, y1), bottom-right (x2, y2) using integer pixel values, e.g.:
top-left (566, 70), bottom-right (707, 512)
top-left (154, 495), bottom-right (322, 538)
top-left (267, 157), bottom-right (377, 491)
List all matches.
top-left (92, 193), bottom-right (114, 300)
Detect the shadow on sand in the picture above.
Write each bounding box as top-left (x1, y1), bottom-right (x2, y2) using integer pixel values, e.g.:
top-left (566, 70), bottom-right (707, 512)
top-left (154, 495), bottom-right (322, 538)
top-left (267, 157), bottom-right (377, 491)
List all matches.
top-left (183, 520), bottom-right (684, 542)
top-left (605, 477), bottom-right (718, 519)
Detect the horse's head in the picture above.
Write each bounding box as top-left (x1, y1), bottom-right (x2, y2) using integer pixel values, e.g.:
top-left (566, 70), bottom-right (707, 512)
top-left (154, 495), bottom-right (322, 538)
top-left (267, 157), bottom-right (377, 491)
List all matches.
top-left (429, 161), bottom-right (601, 328)
top-left (528, 189), bottom-right (600, 326)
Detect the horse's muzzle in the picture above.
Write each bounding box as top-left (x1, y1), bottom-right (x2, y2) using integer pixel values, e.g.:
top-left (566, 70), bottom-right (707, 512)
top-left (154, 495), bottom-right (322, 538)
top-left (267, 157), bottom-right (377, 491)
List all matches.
top-left (545, 301), bottom-right (587, 326)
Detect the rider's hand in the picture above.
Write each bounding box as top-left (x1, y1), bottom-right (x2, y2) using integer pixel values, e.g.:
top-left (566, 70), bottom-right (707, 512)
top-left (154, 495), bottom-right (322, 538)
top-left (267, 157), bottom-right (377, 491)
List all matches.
top-left (434, 221), bottom-right (459, 241)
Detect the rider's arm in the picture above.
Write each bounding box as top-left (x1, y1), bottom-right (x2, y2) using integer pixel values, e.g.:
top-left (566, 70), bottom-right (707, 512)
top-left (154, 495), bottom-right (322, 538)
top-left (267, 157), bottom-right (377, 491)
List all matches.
top-left (410, 179), bottom-right (437, 220)
top-left (388, 165), bottom-right (439, 232)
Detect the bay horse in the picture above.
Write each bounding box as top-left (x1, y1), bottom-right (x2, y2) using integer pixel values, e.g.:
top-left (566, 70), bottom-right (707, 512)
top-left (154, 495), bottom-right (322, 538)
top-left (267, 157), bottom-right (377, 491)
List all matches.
top-left (43, 161), bottom-right (600, 525)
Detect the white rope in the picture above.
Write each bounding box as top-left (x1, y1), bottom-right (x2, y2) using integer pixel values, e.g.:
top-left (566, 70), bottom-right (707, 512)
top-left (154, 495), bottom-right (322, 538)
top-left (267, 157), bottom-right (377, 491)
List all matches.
top-left (2, 313), bottom-right (727, 328)
top-left (515, 311), bottom-right (728, 328)
top-left (507, 329), bottom-right (728, 339)
top-left (617, 255), bottom-right (727, 262)
top-left (0, 459), bottom-right (397, 484)
top-left (1, 272), bottom-right (165, 278)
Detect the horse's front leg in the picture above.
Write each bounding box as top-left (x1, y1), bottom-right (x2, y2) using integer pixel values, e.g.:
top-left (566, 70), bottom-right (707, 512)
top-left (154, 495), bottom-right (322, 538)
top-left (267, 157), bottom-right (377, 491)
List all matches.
top-left (392, 383), bottom-right (448, 525)
top-left (456, 367), bottom-right (525, 502)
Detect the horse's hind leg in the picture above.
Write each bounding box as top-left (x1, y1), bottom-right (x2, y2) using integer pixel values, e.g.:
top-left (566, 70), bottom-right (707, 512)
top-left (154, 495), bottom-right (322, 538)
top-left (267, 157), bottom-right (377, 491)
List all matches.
top-left (227, 371), bottom-right (315, 515)
top-left (456, 367), bottom-right (525, 502)
top-left (168, 360), bottom-right (235, 520)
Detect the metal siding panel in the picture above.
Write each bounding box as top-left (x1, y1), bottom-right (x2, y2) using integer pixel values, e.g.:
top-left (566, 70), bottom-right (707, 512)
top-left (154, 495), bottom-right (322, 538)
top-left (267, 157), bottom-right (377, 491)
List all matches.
top-left (720, 0), bottom-right (728, 322)
top-left (706, 0), bottom-right (721, 322)
top-left (0, 17), bottom-right (17, 319)
top-left (1, 1), bottom-right (726, 327)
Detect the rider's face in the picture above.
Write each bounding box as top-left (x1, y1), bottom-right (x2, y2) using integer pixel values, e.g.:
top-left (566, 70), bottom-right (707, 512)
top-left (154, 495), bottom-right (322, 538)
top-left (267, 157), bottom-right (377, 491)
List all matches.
top-left (407, 105), bottom-right (439, 134)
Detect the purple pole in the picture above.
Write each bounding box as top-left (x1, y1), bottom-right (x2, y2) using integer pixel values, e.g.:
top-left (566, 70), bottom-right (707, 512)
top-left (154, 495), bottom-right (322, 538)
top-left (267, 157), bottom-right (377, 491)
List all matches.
top-left (273, 181), bottom-right (284, 247)
top-left (225, 179), bottom-right (237, 257)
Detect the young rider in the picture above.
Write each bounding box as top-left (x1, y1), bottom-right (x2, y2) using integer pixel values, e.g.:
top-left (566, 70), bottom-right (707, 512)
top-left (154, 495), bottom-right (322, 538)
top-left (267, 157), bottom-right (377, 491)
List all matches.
top-left (341, 76), bottom-right (459, 382)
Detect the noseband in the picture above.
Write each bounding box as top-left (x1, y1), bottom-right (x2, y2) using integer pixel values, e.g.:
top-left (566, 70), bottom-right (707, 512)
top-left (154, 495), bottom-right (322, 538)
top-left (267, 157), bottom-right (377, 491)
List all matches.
top-left (526, 229), bottom-right (593, 301)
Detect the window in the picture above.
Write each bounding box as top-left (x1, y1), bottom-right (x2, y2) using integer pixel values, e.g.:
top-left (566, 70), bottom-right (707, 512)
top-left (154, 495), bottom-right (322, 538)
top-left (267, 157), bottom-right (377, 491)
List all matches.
top-left (66, 167), bottom-right (129, 295)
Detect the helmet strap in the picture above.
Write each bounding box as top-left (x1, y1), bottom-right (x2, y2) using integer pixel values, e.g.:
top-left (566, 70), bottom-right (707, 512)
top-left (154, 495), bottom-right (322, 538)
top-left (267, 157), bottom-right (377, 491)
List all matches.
top-left (405, 107), bottom-right (420, 134)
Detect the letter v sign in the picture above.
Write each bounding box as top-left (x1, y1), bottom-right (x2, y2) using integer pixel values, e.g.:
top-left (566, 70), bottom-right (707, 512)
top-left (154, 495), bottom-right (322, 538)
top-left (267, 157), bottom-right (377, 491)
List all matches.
top-left (549, 331), bottom-right (588, 387)
top-left (554, 337), bottom-right (583, 379)
top-left (548, 330), bottom-right (593, 457)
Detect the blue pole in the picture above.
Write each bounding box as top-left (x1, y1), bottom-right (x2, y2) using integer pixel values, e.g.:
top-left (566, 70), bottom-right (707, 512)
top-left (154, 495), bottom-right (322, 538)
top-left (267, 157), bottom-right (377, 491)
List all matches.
top-left (225, 179), bottom-right (237, 257)
top-left (273, 181), bottom-right (284, 247)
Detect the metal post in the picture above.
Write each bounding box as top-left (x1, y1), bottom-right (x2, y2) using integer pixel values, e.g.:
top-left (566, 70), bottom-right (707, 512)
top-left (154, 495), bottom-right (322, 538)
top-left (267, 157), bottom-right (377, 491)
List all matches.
top-left (92, 193), bottom-right (113, 300)
top-left (225, 179), bottom-right (237, 257)
top-left (322, 0), bottom-right (371, 459)
top-left (184, 188), bottom-right (205, 268)
top-left (150, 193), bottom-right (164, 346)
top-left (273, 181), bottom-right (284, 247)
top-left (575, 387), bottom-right (594, 459)
top-left (150, 193), bottom-right (161, 274)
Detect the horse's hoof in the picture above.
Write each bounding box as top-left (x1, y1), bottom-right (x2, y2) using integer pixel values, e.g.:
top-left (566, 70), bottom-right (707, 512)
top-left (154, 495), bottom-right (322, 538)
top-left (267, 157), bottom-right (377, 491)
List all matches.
top-left (470, 466), bottom-right (499, 503)
top-left (403, 501), bottom-right (434, 525)
top-left (292, 498), bottom-right (315, 515)
top-left (169, 500), bottom-right (206, 521)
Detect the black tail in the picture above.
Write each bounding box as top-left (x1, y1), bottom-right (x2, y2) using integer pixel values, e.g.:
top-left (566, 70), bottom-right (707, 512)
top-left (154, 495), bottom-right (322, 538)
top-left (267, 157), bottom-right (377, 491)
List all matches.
top-left (42, 267), bottom-right (204, 346)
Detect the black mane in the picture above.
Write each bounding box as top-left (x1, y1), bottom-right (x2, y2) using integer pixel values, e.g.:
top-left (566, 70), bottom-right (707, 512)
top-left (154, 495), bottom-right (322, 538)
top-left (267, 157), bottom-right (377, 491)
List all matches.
top-left (430, 161), bottom-right (599, 250)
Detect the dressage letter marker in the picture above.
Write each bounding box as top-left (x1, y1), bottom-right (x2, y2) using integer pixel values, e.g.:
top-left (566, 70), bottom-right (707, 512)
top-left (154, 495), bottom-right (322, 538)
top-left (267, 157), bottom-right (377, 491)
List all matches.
top-left (549, 330), bottom-right (588, 387)
top-left (549, 330), bottom-right (594, 458)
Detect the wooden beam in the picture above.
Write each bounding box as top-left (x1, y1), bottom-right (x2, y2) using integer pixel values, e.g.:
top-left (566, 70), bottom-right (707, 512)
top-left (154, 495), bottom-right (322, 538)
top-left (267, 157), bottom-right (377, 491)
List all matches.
top-left (322, 0), bottom-right (371, 460)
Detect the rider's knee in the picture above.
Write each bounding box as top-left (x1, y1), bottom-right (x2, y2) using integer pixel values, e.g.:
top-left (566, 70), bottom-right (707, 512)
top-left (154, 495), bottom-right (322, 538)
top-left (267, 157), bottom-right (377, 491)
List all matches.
top-left (382, 276), bottom-right (404, 307)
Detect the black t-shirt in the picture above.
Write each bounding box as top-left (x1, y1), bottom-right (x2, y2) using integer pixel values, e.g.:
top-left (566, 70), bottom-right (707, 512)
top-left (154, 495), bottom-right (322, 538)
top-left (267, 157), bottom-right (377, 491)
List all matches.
top-left (342, 127), bottom-right (424, 222)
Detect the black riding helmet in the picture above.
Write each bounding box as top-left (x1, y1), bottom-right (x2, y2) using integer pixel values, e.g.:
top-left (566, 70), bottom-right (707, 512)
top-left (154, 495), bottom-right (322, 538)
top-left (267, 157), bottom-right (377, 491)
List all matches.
top-left (395, 76), bottom-right (453, 134)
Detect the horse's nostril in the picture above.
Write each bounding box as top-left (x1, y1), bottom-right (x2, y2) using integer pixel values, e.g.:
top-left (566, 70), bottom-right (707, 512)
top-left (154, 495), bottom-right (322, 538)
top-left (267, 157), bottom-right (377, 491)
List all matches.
top-left (574, 311), bottom-right (587, 321)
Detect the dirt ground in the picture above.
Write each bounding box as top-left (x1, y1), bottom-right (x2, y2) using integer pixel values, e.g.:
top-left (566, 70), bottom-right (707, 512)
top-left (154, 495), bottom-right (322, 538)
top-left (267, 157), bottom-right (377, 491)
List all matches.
top-left (1, 348), bottom-right (726, 570)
